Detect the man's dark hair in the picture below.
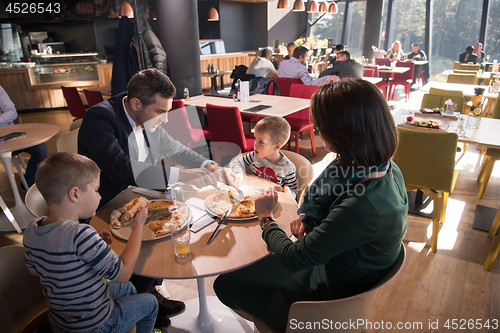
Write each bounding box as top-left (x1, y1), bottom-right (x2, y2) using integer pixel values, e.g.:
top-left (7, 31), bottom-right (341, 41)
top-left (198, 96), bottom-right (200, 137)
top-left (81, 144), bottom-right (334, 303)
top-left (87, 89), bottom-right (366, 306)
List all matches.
top-left (412, 43), bottom-right (419, 47)
top-left (127, 68), bottom-right (176, 106)
top-left (261, 48), bottom-right (273, 59)
top-left (338, 51), bottom-right (351, 59)
top-left (287, 42), bottom-right (296, 48)
top-left (293, 46), bottom-right (308, 59)
top-left (335, 44), bottom-right (344, 52)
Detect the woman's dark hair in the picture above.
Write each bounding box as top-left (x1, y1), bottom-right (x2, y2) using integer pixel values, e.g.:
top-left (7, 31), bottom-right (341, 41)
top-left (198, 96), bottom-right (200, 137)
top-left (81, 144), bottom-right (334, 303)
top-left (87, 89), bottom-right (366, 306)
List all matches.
top-left (466, 46), bottom-right (474, 53)
top-left (127, 68), bottom-right (176, 106)
top-left (310, 79), bottom-right (397, 168)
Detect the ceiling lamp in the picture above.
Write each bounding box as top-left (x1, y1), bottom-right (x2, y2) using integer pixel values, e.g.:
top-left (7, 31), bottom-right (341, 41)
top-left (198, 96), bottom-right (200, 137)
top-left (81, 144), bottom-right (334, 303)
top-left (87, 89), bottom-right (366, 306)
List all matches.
top-left (208, 7), bottom-right (219, 21)
top-left (292, 0), bottom-right (305, 11)
top-left (328, 2), bottom-right (338, 14)
top-left (318, 1), bottom-right (327, 13)
top-left (277, 0), bottom-right (290, 10)
top-left (307, 0), bottom-right (318, 13)
top-left (119, 1), bottom-right (134, 18)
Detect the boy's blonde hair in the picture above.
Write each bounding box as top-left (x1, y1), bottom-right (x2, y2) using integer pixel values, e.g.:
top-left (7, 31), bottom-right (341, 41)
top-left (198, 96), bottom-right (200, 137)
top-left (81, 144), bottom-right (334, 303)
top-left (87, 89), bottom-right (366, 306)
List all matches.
top-left (36, 152), bottom-right (101, 205)
top-left (253, 116), bottom-right (291, 147)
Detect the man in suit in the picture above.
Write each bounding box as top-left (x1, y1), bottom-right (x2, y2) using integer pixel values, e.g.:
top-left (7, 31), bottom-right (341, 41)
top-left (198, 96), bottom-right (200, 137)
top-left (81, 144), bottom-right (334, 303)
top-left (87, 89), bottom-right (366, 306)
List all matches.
top-left (78, 68), bottom-right (236, 330)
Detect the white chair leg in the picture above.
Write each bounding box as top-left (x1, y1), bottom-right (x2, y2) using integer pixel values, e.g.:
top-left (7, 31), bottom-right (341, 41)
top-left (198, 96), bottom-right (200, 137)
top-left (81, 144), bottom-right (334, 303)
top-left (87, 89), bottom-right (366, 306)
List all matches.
top-left (12, 158), bottom-right (28, 191)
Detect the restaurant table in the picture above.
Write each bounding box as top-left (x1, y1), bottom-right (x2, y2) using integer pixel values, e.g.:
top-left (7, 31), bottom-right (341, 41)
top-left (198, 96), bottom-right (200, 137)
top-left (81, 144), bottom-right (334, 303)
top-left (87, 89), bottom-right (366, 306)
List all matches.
top-left (0, 123), bottom-right (59, 232)
top-left (420, 82), bottom-right (499, 117)
top-left (441, 69), bottom-right (491, 80)
top-left (201, 71), bottom-right (232, 91)
top-left (90, 175), bottom-right (297, 333)
top-left (184, 93), bottom-right (312, 118)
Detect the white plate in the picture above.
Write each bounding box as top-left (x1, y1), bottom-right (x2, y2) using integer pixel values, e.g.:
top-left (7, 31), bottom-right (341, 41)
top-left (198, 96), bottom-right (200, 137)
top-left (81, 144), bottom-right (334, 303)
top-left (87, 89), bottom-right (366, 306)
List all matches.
top-left (205, 185), bottom-right (277, 221)
top-left (110, 200), bottom-right (191, 242)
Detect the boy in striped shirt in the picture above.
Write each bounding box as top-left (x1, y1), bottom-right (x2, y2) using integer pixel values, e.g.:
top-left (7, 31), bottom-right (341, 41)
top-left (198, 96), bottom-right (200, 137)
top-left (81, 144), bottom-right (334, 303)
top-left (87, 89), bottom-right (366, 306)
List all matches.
top-left (23, 152), bottom-right (158, 333)
top-left (231, 116), bottom-right (298, 199)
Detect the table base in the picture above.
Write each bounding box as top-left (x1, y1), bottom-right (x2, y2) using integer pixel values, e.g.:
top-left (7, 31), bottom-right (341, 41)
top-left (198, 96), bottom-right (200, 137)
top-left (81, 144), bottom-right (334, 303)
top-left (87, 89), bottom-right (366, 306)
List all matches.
top-left (169, 278), bottom-right (254, 333)
top-left (407, 190), bottom-right (433, 219)
top-left (0, 204), bottom-right (33, 232)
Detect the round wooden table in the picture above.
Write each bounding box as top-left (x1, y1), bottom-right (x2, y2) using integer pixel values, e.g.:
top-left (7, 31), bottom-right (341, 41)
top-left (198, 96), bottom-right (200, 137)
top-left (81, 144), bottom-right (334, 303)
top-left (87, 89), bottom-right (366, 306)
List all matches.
top-left (0, 123), bottom-right (59, 232)
top-left (90, 176), bottom-right (297, 333)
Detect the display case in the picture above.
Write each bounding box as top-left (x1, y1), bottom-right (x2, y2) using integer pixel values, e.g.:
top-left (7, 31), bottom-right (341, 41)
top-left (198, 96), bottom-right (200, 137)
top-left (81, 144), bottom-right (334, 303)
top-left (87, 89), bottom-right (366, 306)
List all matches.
top-left (31, 53), bottom-right (99, 84)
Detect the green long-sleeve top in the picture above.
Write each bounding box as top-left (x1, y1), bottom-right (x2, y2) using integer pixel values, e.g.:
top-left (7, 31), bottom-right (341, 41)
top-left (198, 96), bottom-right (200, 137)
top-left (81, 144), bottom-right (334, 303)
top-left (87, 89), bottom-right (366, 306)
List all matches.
top-left (262, 160), bottom-right (408, 299)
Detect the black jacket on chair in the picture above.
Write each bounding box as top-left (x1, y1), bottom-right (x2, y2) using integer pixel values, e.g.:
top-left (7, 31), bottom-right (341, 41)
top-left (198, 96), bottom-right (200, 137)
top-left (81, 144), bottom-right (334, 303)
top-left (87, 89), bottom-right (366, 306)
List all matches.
top-left (78, 93), bottom-right (208, 207)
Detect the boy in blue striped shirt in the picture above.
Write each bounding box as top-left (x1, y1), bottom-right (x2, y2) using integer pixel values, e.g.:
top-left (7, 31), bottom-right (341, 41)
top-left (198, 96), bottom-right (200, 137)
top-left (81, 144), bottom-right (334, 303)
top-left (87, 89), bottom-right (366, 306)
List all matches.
top-left (23, 152), bottom-right (158, 333)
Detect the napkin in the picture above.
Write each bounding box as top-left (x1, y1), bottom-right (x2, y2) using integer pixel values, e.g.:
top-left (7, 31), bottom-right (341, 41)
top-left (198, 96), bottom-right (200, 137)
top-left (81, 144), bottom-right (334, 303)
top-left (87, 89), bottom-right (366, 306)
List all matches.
top-left (186, 197), bottom-right (215, 232)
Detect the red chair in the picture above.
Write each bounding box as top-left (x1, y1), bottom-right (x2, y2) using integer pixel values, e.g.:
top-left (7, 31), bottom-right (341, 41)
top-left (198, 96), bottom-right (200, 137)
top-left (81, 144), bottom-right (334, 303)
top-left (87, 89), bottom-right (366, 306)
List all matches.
top-left (61, 86), bottom-right (86, 120)
top-left (240, 81), bottom-right (275, 133)
top-left (375, 58), bottom-right (391, 66)
top-left (276, 78), bottom-right (303, 97)
top-left (388, 61), bottom-right (415, 101)
top-left (162, 100), bottom-right (211, 150)
top-left (417, 69), bottom-right (425, 86)
top-left (285, 83), bottom-right (319, 156)
top-left (365, 64), bottom-right (389, 97)
top-left (83, 89), bottom-right (104, 108)
top-left (206, 103), bottom-right (256, 165)
top-left (363, 67), bottom-right (375, 77)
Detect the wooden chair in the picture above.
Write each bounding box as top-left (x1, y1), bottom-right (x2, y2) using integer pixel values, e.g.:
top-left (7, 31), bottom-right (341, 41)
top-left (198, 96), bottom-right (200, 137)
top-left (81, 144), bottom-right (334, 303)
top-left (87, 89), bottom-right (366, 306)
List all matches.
top-left (392, 127), bottom-right (459, 252)
top-left (206, 103), bottom-right (255, 166)
top-left (447, 73), bottom-right (478, 85)
top-left (276, 78), bottom-right (303, 97)
top-left (230, 150), bottom-right (314, 201)
top-left (253, 244), bottom-right (406, 333)
top-left (83, 89), bottom-right (104, 107)
top-left (460, 63), bottom-right (481, 71)
top-left (388, 61), bottom-right (414, 101)
top-left (162, 100), bottom-right (211, 150)
top-left (0, 245), bottom-right (49, 333)
top-left (453, 61), bottom-right (461, 70)
top-left (56, 128), bottom-right (79, 153)
top-left (421, 93), bottom-right (465, 114)
top-left (286, 83), bottom-right (319, 156)
top-left (61, 86), bottom-right (87, 120)
top-left (484, 207), bottom-right (500, 270)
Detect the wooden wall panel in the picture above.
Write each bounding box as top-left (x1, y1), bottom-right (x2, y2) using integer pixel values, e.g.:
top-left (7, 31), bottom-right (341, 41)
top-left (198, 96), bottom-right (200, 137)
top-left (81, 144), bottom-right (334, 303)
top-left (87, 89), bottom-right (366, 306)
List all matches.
top-left (200, 52), bottom-right (254, 89)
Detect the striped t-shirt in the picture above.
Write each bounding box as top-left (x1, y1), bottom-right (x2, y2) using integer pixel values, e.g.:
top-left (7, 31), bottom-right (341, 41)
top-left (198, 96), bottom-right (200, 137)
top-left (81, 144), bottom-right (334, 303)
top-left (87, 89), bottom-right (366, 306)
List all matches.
top-left (23, 218), bottom-right (123, 331)
top-left (230, 151), bottom-right (298, 198)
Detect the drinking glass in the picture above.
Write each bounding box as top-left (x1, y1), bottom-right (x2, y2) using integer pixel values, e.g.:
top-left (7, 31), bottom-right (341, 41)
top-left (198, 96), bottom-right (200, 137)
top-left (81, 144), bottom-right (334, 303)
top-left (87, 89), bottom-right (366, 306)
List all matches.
top-left (171, 220), bottom-right (191, 258)
top-left (183, 87), bottom-right (189, 100)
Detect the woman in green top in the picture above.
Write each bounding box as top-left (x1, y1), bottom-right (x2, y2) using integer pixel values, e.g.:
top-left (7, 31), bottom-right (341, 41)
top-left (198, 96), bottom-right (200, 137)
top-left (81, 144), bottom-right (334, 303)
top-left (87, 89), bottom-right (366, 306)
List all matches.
top-left (214, 79), bottom-right (408, 331)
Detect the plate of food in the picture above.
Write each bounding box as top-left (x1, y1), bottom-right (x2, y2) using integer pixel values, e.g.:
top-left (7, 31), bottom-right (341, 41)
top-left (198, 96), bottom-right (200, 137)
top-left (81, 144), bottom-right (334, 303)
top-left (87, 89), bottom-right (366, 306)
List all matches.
top-left (420, 107), bottom-right (443, 114)
top-left (205, 185), bottom-right (273, 221)
top-left (405, 120), bottom-right (449, 130)
top-left (110, 197), bottom-right (191, 241)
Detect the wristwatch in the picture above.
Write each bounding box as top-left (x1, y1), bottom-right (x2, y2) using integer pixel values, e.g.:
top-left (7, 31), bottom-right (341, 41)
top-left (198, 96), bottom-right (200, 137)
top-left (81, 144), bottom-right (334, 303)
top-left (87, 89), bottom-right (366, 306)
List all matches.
top-left (260, 216), bottom-right (276, 230)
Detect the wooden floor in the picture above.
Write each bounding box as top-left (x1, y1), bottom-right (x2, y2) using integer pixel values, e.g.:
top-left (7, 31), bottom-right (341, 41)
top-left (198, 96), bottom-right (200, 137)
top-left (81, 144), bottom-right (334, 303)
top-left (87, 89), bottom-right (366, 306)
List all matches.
top-left (1, 88), bottom-right (499, 332)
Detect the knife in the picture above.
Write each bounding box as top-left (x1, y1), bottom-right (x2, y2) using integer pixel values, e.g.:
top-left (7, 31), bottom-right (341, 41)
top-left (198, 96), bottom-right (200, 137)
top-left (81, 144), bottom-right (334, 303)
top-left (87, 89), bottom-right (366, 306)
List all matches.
top-left (207, 208), bottom-right (232, 245)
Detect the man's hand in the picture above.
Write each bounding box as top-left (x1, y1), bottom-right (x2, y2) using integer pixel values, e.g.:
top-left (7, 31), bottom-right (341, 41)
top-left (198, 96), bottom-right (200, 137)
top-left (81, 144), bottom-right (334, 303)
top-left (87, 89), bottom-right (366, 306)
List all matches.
top-left (255, 188), bottom-right (279, 219)
top-left (290, 217), bottom-right (312, 240)
top-left (179, 168), bottom-right (218, 188)
top-left (234, 172), bottom-right (245, 185)
top-left (330, 75), bottom-right (340, 82)
top-left (213, 166), bottom-right (239, 188)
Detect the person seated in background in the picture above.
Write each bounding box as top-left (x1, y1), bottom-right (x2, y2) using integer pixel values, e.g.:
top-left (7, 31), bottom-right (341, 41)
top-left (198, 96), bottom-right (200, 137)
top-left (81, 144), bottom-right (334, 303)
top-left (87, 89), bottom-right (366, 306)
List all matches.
top-left (23, 152), bottom-right (158, 333)
top-left (328, 44), bottom-right (345, 66)
top-left (474, 42), bottom-right (485, 62)
top-left (319, 51), bottom-right (362, 79)
top-left (386, 41), bottom-right (404, 61)
top-left (247, 48), bottom-right (278, 80)
top-left (284, 42), bottom-right (296, 60)
top-left (278, 46), bottom-right (338, 85)
top-left (0, 85), bottom-right (47, 190)
top-left (406, 43), bottom-right (427, 85)
top-left (459, 46), bottom-right (478, 63)
top-left (230, 116), bottom-right (298, 199)
top-left (213, 79), bottom-right (407, 331)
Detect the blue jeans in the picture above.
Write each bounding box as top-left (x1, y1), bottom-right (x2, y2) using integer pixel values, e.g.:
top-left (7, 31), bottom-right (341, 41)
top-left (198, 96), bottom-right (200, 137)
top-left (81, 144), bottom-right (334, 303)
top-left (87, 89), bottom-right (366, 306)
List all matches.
top-left (14, 143), bottom-right (47, 187)
top-left (50, 281), bottom-right (158, 333)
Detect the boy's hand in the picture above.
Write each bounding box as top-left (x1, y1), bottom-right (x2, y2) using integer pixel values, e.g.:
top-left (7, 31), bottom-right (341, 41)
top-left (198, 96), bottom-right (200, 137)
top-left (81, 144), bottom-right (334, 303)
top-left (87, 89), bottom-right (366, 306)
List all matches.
top-left (131, 206), bottom-right (147, 229)
top-left (283, 186), bottom-right (291, 195)
top-left (98, 229), bottom-right (111, 242)
top-left (234, 172), bottom-right (245, 185)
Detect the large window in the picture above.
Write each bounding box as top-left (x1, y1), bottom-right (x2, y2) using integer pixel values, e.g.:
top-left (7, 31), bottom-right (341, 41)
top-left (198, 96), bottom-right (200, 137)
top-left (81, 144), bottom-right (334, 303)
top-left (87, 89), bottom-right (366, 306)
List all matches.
top-left (388, 0), bottom-right (426, 55)
top-left (485, 0), bottom-right (500, 61)
top-left (309, 3), bottom-right (345, 47)
top-left (343, 1), bottom-right (366, 59)
top-left (0, 24), bottom-right (22, 63)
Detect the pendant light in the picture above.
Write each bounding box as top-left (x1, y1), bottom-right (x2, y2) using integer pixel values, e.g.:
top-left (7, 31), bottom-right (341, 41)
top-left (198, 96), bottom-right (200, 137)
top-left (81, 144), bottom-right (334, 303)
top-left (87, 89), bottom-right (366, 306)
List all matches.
top-left (208, 7), bottom-right (219, 21)
top-left (307, 0), bottom-right (318, 13)
top-left (328, 2), bottom-right (338, 14)
top-left (318, 1), bottom-right (328, 13)
top-left (292, 0), bottom-right (305, 12)
top-left (277, 0), bottom-right (290, 10)
top-left (119, 1), bottom-right (134, 18)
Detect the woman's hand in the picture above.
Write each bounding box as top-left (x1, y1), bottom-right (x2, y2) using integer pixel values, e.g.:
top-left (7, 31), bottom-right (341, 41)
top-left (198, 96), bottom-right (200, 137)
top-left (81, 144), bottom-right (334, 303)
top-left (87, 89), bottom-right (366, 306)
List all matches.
top-left (255, 188), bottom-right (279, 219)
top-left (290, 218), bottom-right (312, 240)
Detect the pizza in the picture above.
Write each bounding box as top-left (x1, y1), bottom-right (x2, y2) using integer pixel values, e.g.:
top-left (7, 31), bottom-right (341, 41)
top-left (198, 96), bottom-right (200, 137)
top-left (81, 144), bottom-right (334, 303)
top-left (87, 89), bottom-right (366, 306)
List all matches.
top-left (110, 197), bottom-right (190, 237)
top-left (205, 188), bottom-right (259, 219)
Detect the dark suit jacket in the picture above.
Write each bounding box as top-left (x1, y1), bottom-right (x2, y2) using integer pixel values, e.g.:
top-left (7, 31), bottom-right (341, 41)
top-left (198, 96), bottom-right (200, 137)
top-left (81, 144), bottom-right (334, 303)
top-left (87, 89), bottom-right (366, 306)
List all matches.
top-left (459, 52), bottom-right (477, 64)
top-left (319, 59), bottom-right (363, 79)
top-left (78, 93), bottom-right (207, 206)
